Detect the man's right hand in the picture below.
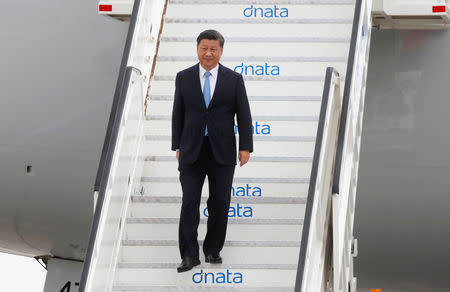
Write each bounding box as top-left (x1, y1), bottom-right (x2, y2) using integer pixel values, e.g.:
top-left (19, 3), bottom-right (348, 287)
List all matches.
top-left (176, 150), bottom-right (180, 161)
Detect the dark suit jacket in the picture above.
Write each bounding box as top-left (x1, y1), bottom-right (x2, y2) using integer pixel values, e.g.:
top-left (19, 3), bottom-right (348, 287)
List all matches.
top-left (171, 63), bottom-right (253, 165)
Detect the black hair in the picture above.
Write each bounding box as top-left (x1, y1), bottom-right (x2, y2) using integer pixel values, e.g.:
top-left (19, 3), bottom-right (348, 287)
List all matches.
top-left (196, 29), bottom-right (225, 48)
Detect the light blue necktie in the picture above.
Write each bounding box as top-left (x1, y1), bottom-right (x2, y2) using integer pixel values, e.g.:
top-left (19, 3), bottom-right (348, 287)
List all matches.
top-left (203, 71), bottom-right (211, 136)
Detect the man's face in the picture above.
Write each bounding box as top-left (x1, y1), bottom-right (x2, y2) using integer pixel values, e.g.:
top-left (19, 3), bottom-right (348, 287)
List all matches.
top-left (197, 39), bottom-right (223, 70)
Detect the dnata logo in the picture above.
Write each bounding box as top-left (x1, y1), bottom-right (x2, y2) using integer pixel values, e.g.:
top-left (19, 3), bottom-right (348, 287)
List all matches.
top-left (232, 184), bottom-right (262, 197)
top-left (203, 204), bottom-right (253, 218)
top-left (234, 63), bottom-right (280, 76)
top-left (243, 5), bottom-right (289, 18)
top-left (193, 269), bottom-right (243, 284)
top-left (235, 122), bottom-right (271, 135)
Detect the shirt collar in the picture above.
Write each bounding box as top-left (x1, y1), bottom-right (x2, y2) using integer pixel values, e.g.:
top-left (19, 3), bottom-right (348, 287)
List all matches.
top-left (199, 63), bottom-right (219, 79)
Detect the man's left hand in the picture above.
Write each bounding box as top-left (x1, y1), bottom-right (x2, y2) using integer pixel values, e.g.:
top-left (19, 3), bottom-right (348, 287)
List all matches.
top-left (238, 150), bottom-right (250, 167)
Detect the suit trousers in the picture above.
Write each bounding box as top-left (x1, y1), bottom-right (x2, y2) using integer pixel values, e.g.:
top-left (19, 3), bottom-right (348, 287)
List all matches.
top-left (178, 136), bottom-right (235, 260)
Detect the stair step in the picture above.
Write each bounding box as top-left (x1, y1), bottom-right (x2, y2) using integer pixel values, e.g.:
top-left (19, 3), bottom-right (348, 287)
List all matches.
top-left (127, 218), bottom-right (303, 225)
top-left (156, 56), bottom-right (347, 62)
top-left (162, 23), bottom-right (352, 40)
top-left (142, 140), bottom-right (314, 157)
top-left (154, 61), bottom-right (345, 77)
top-left (165, 17), bottom-right (352, 24)
top-left (145, 135), bottom-right (317, 141)
top-left (117, 263), bottom-right (297, 270)
top-left (122, 240), bottom-right (300, 247)
top-left (146, 115), bottom-right (318, 121)
top-left (144, 120), bottom-right (318, 137)
top-left (150, 79), bottom-right (326, 97)
top-left (158, 42), bottom-right (349, 58)
top-left (144, 156), bottom-right (312, 162)
top-left (162, 36), bottom-right (350, 43)
top-left (142, 161), bottom-right (312, 179)
top-left (154, 75), bottom-right (338, 82)
top-left (124, 223), bottom-right (303, 241)
top-left (128, 203), bottom-right (306, 220)
top-left (114, 267), bottom-right (296, 288)
top-left (139, 181), bottom-right (309, 198)
top-left (169, 0), bottom-right (354, 4)
top-left (119, 246), bottom-right (301, 265)
top-left (148, 95), bottom-right (322, 101)
top-left (146, 97), bottom-right (339, 121)
top-left (141, 177), bottom-right (310, 184)
top-left (165, 3), bottom-right (354, 20)
top-left (114, 285), bottom-right (294, 292)
top-left (131, 196), bottom-right (306, 204)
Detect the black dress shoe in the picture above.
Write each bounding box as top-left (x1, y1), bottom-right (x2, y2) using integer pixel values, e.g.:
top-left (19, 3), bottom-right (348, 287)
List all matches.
top-left (205, 254), bottom-right (222, 264)
top-left (177, 257), bottom-right (201, 273)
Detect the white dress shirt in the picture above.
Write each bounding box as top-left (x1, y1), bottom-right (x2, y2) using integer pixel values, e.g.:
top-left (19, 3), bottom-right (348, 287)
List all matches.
top-left (199, 63), bottom-right (219, 100)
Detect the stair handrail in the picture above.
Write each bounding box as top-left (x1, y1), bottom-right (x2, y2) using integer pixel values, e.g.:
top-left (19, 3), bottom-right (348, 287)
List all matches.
top-left (296, 0), bottom-right (373, 290)
top-left (333, 0), bottom-right (366, 195)
top-left (79, 0), bottom-right (143, 291)
top-left (93, 0), bottom-right (142, 194)
top-left (79, 65), bottom-right (146, 292)
top-left (331, 0), bottom-right (373, 290)
top-left (295, 67), bottom-right (343, 292)
top-left (79, 0), bottom-right (167, 289)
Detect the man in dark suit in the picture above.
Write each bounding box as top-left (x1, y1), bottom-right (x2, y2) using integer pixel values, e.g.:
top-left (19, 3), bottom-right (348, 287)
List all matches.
top-left (171, 30), bottom-right (253, 272)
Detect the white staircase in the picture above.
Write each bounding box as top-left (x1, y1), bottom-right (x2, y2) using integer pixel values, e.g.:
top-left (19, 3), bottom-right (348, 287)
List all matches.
top-left (81, 0), bottom-right (373, 291)
top-left (115, 0), bottom-right (353, 291)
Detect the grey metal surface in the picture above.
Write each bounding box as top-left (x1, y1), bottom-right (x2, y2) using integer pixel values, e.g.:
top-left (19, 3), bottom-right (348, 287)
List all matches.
top-left (355, 29), bottom-right (450, 291)
top-left (0, 0), bottom-right (128, 258)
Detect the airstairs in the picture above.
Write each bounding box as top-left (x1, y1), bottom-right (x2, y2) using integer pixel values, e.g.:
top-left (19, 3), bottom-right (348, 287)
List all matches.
top-left (80, 0), bottom-right (372, 291)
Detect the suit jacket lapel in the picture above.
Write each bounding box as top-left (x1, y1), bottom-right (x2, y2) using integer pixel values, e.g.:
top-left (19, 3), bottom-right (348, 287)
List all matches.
top-left (208, 63), bottom-right (226, 110)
